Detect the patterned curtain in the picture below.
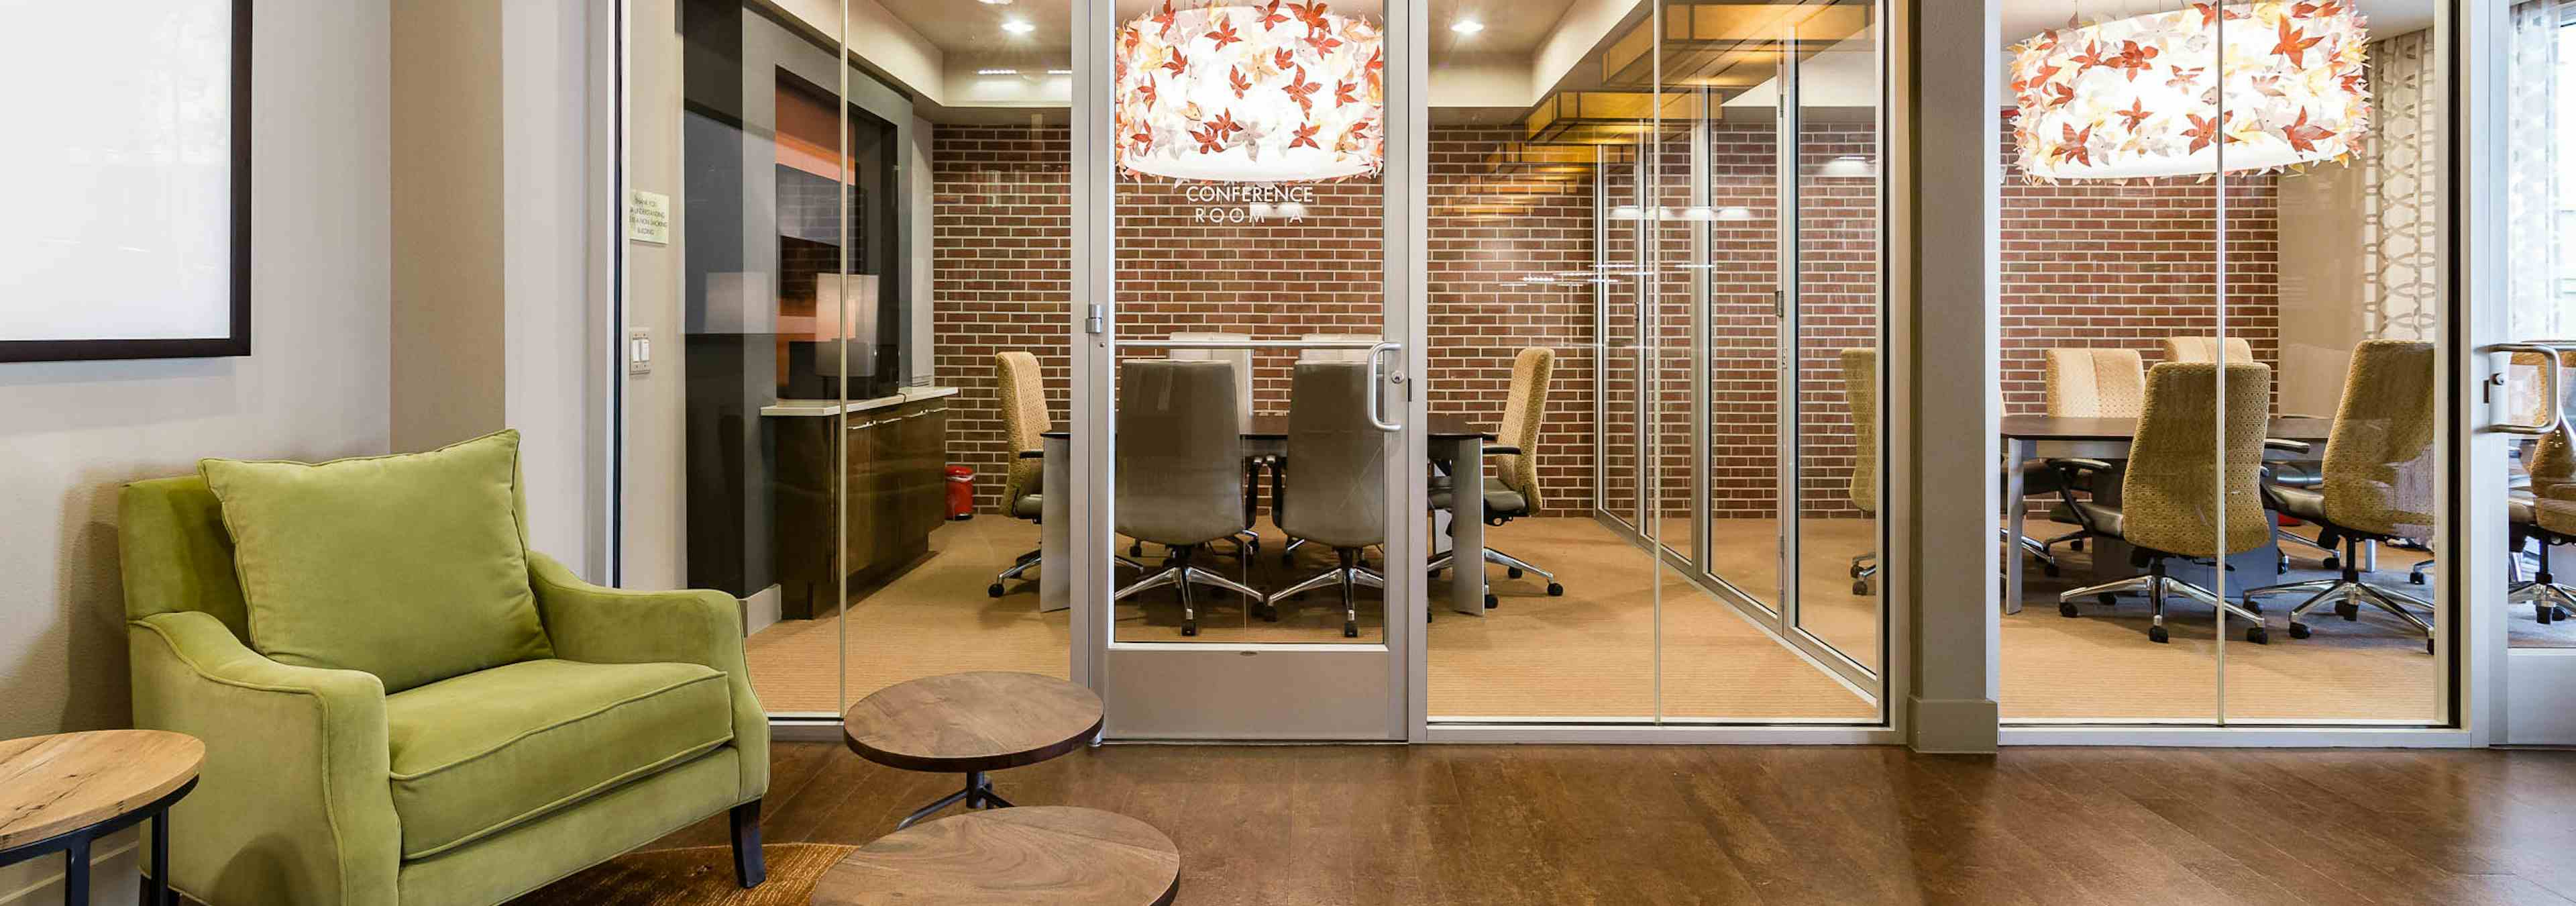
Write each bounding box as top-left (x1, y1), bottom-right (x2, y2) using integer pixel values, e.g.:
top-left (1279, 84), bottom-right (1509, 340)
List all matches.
top-left (2508, 1), bottom-right (2571, 342)
top-left (2361, 30), bottom-right (2440, 342)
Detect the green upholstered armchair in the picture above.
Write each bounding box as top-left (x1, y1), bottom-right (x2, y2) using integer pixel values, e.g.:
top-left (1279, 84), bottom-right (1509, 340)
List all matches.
top-left (119, 476), bottom-right (769, 906)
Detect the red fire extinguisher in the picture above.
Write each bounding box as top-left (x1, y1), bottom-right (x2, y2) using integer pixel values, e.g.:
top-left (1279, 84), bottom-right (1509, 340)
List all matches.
top-left (945, 465), bottom-right (975, 521)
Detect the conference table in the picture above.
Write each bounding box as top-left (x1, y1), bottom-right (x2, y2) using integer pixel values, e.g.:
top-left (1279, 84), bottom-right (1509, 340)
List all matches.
top-left (2000, 415), bottom-right (2335, 615)
top-left (1040, 413), bottom-right (1499, 618)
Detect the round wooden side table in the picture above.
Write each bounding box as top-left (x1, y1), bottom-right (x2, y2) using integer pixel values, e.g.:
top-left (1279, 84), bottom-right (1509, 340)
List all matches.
top-left (812, 806), bottom-right (1180, 905)
top-left (0, 730), bottom-right (204, 906)
top-left (841, 671), bottom-right (1104, 829)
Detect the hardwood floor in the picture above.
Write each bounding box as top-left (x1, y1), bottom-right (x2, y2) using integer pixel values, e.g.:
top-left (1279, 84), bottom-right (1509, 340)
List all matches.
top-left (645, 741), bottom-right (2576, 905)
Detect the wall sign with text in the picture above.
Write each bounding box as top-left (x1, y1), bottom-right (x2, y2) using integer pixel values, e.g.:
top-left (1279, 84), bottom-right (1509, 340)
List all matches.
top-left (0, 0), bottom-right (251, 362)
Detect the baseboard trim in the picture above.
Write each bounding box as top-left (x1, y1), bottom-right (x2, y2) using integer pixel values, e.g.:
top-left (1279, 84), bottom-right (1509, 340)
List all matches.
top-left (1907, 695), bottom-right (2000, 753)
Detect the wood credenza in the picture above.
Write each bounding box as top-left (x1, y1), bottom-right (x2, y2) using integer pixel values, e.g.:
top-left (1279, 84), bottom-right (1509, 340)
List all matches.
top-left (772, 393), bottom-right (951, 619)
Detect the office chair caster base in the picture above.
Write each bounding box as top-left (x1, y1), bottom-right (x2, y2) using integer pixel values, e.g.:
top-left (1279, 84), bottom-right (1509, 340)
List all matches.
top-left (1180, 623), bottom-right (1197, 637)
top-left (2245, 626), bottom-right (2269, 645)
top-left (1259, 602), bottom-right (1280, 622)
top-left (1130, 542), bottom-right (1144, 557)
top-left (1507, 567), bottom-right (1524, 579)
top-left (2041, 562), bottom-right (2060, 578)
top-left (1853, 581), bottom-right (1871, 595)
top-left (1428, 567), bottom-right (1443, 578)
top-left (1546, 583), bottom-right (1563, 597)
top-left (1848, 562), bottom-right (1863, 578)
top-left (1343, 619), bottom-right (1358, 638)
top-left (2070, 540), bottom-right (2084, 552)
top-left (2098, 593), bottom-right (2118, 607)
top-left (2148, 625), bottom-right (2169, 644)
top-left (1484, 592), bottom-right (1499, 609)
top-left (2321, 555), bottom-right (2341, 571)
top-left (2059, 601), bottom-right (2080, 617)
top-left (987, 583), bottom-right (1005, 598)
top-left (2288, 621), bottom-right (2312, 639)
top-left (2409, 572), bottom-right (2426, 585)
top-left (2336, 601), bottom-right (2359, 621)
top-left (2426, 638), bottom-right (2436, 654)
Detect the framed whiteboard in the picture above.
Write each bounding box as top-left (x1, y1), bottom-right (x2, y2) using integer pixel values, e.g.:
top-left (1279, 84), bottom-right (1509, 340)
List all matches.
top-left (0, 0), bottom-right (249, 362)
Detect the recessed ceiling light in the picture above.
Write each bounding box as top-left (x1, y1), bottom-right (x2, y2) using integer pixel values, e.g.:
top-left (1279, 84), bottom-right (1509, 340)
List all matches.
top-left (977, 68), bottom-right (1020, 76)
top-left (1002, 19), bottom-right (1034, 34)
top-left (1450, 19), bottom-right (1484, 34)
top-left (976, 0), bottom-right (1012, 4)
top-left (1046, 68), bottom-right (1073, 75)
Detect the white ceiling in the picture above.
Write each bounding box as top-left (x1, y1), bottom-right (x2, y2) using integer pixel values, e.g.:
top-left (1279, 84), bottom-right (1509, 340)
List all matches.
top-left (1996, 0), bottom-right (2436, 46)
top-left (867, 0), bottom-right (1583, 68)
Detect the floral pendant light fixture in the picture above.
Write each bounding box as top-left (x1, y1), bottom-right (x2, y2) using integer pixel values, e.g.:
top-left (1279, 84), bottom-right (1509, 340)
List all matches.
top-left (2009, 1), bottom-right (2369, 182)
top-left (1116, 1), bottom-right (1384, 183)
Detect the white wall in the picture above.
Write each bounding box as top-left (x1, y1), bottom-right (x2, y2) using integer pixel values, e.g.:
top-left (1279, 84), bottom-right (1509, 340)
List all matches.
top-left (502, 0), bottom-right (608, 567)
top-left (0, 0), bottom-right (393, 899)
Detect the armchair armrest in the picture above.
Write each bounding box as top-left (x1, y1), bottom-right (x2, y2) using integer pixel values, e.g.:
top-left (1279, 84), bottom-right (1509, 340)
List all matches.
top-left (2263, 438), bottom-right (2314, 454)
top-left (128, 611), bottom-right (400, 906)
top-left (1018, 448), bottom-right (1045, 459)
top-left (528, 552), bottom-right (767, 803)
top-left (1482, 445), bottom-right (1523, 457)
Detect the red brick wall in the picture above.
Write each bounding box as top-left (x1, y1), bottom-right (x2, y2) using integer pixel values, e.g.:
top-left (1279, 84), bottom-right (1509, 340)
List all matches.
top-left (2000, 110), bottom-right (2281, 415)
top-left (933, 125), bottom-right (1598, 515)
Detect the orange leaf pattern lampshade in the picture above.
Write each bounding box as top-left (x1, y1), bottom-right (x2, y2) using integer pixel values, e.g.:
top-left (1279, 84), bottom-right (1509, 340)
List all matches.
top-left (1116, 1), bottom-right (1384, 183)
top-left (2010, 1), bottom-right (2369, 182)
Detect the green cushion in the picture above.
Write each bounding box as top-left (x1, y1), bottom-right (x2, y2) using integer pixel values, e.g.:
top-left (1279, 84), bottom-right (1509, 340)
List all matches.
top-left (199, 430), bottom-right (553, 693)
top-left (383, 658), bottom-right (733, 860)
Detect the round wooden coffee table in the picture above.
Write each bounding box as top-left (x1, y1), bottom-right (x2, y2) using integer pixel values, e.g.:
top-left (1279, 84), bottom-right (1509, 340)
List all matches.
top-left (842, 671), bottom-right (1104, 829)
top-left (812, 806), bottom-right (1179, 905)
top-left (0, 730), bottom-right (204, 905)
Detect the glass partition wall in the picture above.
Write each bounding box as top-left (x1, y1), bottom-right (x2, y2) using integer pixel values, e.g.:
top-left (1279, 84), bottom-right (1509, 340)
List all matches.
top-left (1996, 0), bottom-right (2453, 727)
top-left (1421, 0), bottom-right (1888, 724)
top-left (627, 0), bottom-right (1073, 720)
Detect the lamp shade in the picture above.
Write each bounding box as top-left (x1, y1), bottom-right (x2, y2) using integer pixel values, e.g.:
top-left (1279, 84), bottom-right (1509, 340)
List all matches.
top-left (2010, 2), bottom-right (2368, 182)
top-left (1116, 1), bottom-right (1383, 183)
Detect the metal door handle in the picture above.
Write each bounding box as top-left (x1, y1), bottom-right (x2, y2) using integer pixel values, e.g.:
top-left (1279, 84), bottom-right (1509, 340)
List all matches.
top-left (1365, 341), bottom-right (1404, 432)
top-left (2487, 343), bottom-right (2571, 436)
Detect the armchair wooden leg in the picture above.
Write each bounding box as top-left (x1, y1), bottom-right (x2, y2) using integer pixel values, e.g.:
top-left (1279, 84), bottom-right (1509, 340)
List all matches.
top-left (731, 799), bottom-right (765, 889)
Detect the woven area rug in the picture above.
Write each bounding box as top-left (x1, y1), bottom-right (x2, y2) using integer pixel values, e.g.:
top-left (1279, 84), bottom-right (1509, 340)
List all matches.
top-left (512, 844), bottom-right (858, 906)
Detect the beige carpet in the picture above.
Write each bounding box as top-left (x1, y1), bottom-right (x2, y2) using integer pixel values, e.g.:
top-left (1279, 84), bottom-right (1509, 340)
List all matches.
top-left (743, 516), bottom-right (1878, 721)
top-left (1997, 519), bottom-right (2528, 722)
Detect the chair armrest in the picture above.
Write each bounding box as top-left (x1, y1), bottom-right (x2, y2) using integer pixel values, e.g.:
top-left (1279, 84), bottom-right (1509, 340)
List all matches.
top-left (1018, 449), bottom-right (1044, 459)
top-left (128, 611), bottom-right (400, 906)
top-left (2045, 458), bottom-right (2116, 474)
top-left (2263, 438), bottom-right (2314, 454)
top-left (528, 552), bottom-right (767, 804)
top-left (1482, 445), bottom-right (1523, 457)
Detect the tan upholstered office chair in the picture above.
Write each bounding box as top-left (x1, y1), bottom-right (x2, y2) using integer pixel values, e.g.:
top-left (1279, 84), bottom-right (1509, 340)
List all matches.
top-left (2053, 362), bottom-right (2277, 644)
top-left (2514, 423), bottom-right (2576, 623)
top-left (1268, 362), bottom-right (1389, 637)
top-left (1112, 359), bottom-right (1262, 636)
top-left (1427, 347), bottom-right (1564, 605)
top-left (988, 351), bottom-right (1049, 597)
top-left (1278, 333), bottom-right (1382, 563)
top-left (2045, 348), bottom-right (2147, 417)
top-left (2160, 336), bottom-right (2255, 364)
top-left (2508, 350), bottom-right (2576, 622)
top-left (1841, 349), bottom-right (1879, 595)
top-left (2240, 340), bottom-right (2437, 650)
top-left (2019, 348), bottom-right (2152, 572)
top-left (1168, 332), bottom-right (1262, 558)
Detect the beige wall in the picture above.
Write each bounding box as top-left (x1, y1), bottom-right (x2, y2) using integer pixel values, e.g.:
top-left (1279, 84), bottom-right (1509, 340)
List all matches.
top-left (624, 0), bottom-right (689, 591)
top-left (2277, 164), bottom-right (2373, 418)
top-left (390, 0), bottom-right (607, 568)
top-left (390, 0), bottom-right (508, 452)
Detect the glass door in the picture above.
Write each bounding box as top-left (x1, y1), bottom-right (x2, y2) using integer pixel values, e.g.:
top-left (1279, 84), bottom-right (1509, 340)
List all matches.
top-left (1655, 0), bottom-right (1886, 694)
top-left (2498, 0), bottom-right (2576, 744)
top-left (1060, 0), bottom-right (1424, 740)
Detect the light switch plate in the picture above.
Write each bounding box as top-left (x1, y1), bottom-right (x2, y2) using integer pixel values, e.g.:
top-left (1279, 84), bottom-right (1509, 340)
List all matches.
top-left (627, 328), bottom-right (651, 375)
